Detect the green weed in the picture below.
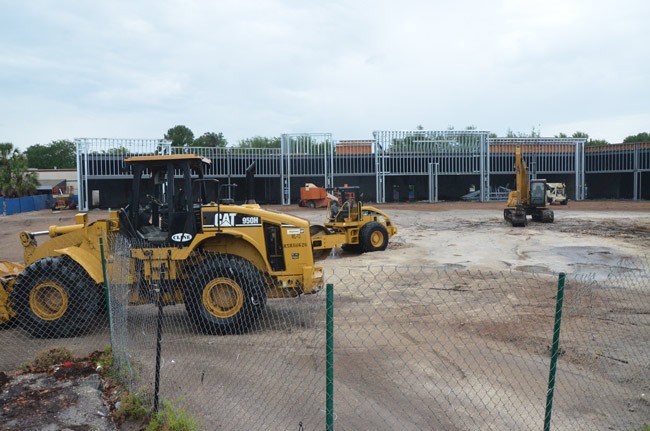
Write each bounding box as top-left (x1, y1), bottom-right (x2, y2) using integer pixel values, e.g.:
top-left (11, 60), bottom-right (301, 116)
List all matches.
top-left (146, 400), bottom-right (200, 431)
top-left (114, 392), bottom-right (150, 423)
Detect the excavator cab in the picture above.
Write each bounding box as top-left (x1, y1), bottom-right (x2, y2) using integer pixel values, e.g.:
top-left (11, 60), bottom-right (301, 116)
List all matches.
top-left (122, 155), bottom-right (211, 245)
top-left (529, 180), bottom-right (547, 208)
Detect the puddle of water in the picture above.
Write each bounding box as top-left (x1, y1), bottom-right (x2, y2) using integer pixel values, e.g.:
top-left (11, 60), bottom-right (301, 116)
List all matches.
top-left (439, 263), bottom-right (466, 270)
top-left (527, 246), bottom-right (640, 280)
top-left (551, 246), bottom-right (622, 266)
top-left (513, 265), bottom-right (552, 274)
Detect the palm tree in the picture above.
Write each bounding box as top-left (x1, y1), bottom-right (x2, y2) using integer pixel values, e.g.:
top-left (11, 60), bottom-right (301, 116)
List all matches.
top-left (0, 143), bottom-right (38, 197)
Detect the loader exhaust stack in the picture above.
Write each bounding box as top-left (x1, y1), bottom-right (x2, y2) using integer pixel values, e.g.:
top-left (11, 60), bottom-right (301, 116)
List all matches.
top-left (245, 162), bottom-right (256, 205)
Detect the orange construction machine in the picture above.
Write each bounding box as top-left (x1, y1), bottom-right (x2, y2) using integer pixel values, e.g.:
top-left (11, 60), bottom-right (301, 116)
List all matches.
top-left (299, 183), bottom-right (338, 208)
top-left (51, 185), bottom-right (77, 211)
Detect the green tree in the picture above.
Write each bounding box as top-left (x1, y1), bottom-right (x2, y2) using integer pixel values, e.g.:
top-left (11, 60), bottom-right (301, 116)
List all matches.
top-left (555, 131), bottom-right (609, 146)
top-left (446, 125), bottom-right (477, 131)
top-left (586, 139), bottom-right (609, 146)
top-left (104, 146), bottom-right (129, 154)
top-left (506, 126), bottom-right (541, 138)
top-left (0, 143), bottom-right (38, 197)
top-left (623, 132), bottom-right (650, 143)
top-left (194, 132), bottom-right (228, 147)
top-left (165, 125), bottom-right (195, 147)
top-left (237, 136), bottom-right (281, 149)
top-left (25, 139), bottom-right (76, 169)
top-left (389, 130), bottom-right (481, 152)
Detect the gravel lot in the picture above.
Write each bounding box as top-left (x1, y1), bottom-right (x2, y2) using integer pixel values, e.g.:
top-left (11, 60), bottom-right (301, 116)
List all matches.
top-left (1, 201), bottom-right (648, 430)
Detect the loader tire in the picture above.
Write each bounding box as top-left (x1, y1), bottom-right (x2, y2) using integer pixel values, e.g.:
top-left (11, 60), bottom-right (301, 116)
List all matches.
top-left (12, 257), bottom-right (102, 339)
top-left (310, 225), bottom-right (332, 260)
top-left (185, 254), bottom-right (266, 335)
top-left (360, 222), bottom-right (389, 252)
top-left (307, 200), bottom-right (316, 209)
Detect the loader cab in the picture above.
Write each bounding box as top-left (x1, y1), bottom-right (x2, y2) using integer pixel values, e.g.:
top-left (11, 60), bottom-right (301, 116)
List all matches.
top-left (122, 155), bottom-right (211, 245)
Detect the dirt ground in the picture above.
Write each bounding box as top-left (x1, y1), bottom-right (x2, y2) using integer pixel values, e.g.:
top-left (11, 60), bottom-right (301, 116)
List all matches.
top-left (2, 199), bottom-right (648, 264)
top-left (0, 201), bottom-right (649, 430)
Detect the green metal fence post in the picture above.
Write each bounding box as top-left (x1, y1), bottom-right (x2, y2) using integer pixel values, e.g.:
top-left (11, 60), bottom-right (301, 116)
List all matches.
top-left (544, 272), bottom-right (566, 431)
top-left (326, 283), bottom-right (334, 431)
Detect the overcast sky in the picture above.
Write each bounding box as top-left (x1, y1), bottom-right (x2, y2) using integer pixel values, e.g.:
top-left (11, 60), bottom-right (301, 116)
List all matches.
top-left (1, 0), bottom-right (648, 150)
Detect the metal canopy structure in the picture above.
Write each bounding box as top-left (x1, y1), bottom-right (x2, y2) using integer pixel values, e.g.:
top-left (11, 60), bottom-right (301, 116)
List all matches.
top-left (280, 133), bottom-right (333, 206)
top-left (585, 142), bottom-right (650, 200)
top-left (487, 137), bottom-right (586, 201)
top-left (373, 130), bottom-right (491, 203)
top-left (75, 138), bottom-right (172, 211)
top-left (75, 134), bottom-right (647, 209)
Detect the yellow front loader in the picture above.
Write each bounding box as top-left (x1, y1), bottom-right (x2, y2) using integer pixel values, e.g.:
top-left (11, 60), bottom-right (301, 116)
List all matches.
top-left (0, 154), bottom-right (397, 338)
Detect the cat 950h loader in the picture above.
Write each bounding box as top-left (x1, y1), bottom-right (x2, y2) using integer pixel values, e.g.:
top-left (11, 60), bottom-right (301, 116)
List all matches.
top-left (0, 154), bottom-right (396, 338)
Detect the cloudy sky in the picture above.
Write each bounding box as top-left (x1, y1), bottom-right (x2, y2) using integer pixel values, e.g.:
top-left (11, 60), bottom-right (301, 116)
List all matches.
top-left (1, 0), bottom-right (648, 150)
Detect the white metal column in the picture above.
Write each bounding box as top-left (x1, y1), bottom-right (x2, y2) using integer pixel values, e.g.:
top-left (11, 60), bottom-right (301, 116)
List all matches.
top-left (428, 162), bottom-right (439, 202)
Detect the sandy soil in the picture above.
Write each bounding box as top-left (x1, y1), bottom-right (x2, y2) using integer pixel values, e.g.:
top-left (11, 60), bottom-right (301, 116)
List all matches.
top-left (0, 201), bottom-right (648, 430)
top-left (3, 199), bottom-right (647, 266)
top-left (291, 201), bottom-right (650, 276)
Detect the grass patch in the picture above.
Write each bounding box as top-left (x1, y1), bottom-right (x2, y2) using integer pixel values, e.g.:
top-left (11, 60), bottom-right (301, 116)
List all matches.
top-left (114, 392), bottom-right (150, 424)
top-left (95, 347), bottom-right (199, 430)
top-left (146, 400), bottom-right (200, 431)
top-left (96, 345), bottom-right (114, 370)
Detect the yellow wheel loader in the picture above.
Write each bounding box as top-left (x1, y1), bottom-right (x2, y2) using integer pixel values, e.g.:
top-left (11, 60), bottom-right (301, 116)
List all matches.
top-left (504, 146), bottom-right (554, 227)
top-left (0, 154), bottom-right (397, 338)
top-left (309, 198), bottom-right (397, 254)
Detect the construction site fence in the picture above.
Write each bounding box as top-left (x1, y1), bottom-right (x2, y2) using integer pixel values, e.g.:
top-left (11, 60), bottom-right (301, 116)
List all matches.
top-left (0, 194), bottom-right (78, 216)
top-left (0, 247), bottom-right (648, 431)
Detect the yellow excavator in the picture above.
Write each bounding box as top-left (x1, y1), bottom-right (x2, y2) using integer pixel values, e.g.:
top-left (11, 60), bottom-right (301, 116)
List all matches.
top-left (0, 154), bottom-right (396, 337)
top-left (504, 146), bottom-right (555, 227)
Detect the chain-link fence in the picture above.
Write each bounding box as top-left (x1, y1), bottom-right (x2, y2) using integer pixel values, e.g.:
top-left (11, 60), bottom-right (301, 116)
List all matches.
top-left (1, 244), bottom-right (648, 430)
top-left (101, 235), bottom-right (328, 429)
top-left (324, 264), bottom-right (649, 431)
top-left (0, 226), bottom-right (112, 371)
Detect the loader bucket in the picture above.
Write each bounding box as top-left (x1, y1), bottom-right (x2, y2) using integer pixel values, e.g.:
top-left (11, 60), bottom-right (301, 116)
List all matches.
top-left (0, 261), bottom-right (24, 325)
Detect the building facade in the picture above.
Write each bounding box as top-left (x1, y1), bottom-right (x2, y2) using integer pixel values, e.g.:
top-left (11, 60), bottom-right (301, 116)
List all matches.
top-left (74, 133), bottom-right (650, 210)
